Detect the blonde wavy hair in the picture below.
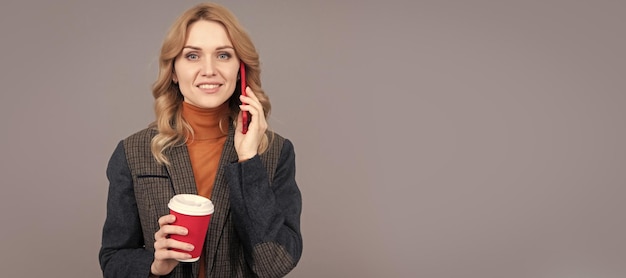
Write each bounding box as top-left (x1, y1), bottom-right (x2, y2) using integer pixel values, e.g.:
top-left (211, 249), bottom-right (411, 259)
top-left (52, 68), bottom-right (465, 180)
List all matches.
top-left (150, 2), bottom-right (271, 165)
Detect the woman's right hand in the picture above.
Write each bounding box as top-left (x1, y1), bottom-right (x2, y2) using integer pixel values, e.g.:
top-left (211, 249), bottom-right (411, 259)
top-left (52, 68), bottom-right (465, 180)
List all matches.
top-left (150, 214), bottom-right (195, 276)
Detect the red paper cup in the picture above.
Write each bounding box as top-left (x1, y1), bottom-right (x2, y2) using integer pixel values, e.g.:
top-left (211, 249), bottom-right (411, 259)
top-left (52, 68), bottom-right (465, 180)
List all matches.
top-left (167, 194), bottom-right (214, 262)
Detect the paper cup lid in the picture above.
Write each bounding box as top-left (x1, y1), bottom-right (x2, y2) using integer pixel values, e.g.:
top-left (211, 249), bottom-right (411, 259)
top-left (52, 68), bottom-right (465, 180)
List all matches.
top-left (168, 194), bottom-right (214, 216)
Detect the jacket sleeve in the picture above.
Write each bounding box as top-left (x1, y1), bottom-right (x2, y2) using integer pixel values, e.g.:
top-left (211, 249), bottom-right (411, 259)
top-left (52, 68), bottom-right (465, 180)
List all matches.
top-left (99, 141), bottom-right (154, 278)
top-left (225, 139), bottom-right (303, 277)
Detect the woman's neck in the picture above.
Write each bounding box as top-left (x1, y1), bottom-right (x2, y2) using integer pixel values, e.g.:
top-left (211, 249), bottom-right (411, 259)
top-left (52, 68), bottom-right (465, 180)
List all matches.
top-left (181, 101), bottom-right (229, 141)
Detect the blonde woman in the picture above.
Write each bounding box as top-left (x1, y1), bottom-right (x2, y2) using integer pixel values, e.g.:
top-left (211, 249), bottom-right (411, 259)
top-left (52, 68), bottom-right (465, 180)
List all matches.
top-left (99, 3), bottom-right (302, 277)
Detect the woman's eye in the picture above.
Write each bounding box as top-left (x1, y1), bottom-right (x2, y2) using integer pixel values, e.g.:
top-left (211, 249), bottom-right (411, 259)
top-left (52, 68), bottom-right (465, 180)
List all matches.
top-left (186, 53), bottom-right (199, 60)
top-left (217, 52), bottom-right (231, 60)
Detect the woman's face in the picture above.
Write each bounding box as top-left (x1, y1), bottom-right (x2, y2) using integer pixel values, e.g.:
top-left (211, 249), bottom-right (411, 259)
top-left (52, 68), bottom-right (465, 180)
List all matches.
top-left (173, 20), bottom-right (239, 109)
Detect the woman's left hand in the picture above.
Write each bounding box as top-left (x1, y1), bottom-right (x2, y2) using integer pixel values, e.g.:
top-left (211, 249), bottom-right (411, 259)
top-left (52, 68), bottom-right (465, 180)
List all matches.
top-left (235, 86), bottom-right (267, 162)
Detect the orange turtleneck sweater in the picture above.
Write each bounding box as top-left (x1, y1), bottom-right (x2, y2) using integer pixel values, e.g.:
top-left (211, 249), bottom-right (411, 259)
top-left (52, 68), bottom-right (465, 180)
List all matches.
top-left (181, 101), bottom-right (229, 277)
top-left (182, 101), bottom-right (229, 199)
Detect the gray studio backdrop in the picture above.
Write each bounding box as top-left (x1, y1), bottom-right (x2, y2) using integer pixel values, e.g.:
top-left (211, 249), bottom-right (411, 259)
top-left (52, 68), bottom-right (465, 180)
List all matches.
top-left (1, 0), bottom-right (625, 277)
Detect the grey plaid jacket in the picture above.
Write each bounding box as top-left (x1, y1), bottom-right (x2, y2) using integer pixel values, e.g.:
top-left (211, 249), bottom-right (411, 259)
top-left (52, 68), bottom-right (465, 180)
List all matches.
top-left (99, 127), bottom-right (302, 277)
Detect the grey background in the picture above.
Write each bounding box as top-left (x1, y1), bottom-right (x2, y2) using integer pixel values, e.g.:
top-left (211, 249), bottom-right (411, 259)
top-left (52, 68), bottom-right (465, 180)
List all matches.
top-left (1, 0), bottom-right (625, 277)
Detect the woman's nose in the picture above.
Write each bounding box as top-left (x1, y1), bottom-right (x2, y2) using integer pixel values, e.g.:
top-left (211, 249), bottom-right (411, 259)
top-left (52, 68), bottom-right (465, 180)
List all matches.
top-left (201, 57), bottom-right (216, 76)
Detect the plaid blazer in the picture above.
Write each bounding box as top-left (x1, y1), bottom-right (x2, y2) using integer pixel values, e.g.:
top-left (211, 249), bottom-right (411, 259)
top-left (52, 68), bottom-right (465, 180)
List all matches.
top-left (100, 126), bottom-right (302, 278)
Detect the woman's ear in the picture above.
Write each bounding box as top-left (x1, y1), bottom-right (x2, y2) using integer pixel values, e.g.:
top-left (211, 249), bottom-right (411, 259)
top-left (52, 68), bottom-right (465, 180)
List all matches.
top-left (172, 72), bottom-right (178, 84)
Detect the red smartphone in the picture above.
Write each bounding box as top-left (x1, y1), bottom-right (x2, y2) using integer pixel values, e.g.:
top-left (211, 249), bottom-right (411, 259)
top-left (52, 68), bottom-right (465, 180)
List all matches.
top-left (240, 62), bottom-right (250, 134)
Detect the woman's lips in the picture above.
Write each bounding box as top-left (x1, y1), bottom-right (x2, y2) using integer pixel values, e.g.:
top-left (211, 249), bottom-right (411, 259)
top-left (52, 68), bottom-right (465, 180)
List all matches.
top-left (198, 84), bottom-right (220, 89)
top-left (197, 83), bottom-right (222, 93)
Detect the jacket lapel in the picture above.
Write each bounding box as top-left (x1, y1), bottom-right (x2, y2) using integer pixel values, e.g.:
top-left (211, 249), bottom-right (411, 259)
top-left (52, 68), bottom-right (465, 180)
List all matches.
top-left (163, 125), bottom-right (237, 276)
top-left (164, 143), bottom-right (201, 277)
top-left (164, 144), bottom-right (199, 196)
top-left (204, 124), bottom-right (238, 274)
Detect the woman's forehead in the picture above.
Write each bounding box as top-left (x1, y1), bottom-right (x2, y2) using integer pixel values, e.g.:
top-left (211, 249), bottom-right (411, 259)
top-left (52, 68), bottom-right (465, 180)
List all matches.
top-left (185, 20), bottom-right (233, 49)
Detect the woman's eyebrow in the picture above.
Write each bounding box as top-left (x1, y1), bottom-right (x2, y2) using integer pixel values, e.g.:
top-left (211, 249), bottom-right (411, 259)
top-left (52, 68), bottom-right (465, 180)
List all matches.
top-left (215, 45), bottom-right (234, 50)
top-left (183, 45), bottom-right (234, 51)
top-left (183, 45), bottom-right (202, 51)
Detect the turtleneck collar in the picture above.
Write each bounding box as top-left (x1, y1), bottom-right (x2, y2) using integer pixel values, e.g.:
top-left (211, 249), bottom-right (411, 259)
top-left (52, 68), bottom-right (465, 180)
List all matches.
top-left (181, 101), bottom-right (230, 141)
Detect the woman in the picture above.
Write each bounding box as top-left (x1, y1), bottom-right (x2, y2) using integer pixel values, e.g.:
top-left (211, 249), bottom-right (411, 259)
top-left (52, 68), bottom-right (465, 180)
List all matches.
top-left (99, 3), bottom-right (303, 277)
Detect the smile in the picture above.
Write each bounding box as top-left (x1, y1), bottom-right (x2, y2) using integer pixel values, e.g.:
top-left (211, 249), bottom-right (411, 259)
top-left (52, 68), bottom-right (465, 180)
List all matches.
top-left (198, 84), bottom-right (221, 89)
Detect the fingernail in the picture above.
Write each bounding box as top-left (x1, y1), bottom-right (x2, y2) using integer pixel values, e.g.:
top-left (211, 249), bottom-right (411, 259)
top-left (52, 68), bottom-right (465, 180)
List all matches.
top-left (188, 244), bottom-right (195, 251)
